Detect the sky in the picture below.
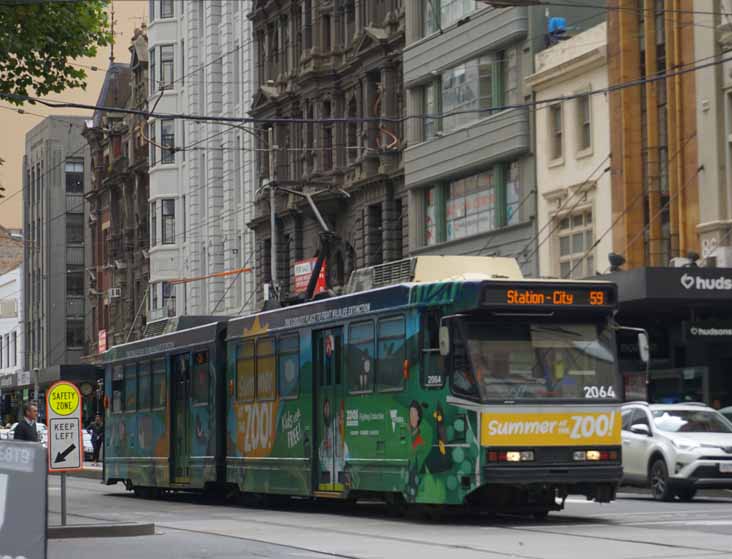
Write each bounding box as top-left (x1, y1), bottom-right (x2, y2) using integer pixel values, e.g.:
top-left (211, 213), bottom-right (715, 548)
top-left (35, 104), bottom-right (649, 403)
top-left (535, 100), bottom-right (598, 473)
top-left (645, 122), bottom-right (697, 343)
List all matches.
top-left (0, 0), bottom-right (148, 230)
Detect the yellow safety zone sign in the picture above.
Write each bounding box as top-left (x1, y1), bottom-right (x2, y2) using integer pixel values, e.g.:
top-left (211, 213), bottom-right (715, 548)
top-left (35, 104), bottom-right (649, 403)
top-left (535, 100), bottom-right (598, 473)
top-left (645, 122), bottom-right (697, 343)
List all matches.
top-left (48, 383), bottom-right (80, 416)
top-left (481, 410), bottom-right (621, 447)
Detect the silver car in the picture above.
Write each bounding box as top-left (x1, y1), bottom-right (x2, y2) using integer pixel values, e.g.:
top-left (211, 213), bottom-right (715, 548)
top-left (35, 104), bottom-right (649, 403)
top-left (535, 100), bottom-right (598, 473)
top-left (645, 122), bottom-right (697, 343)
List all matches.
top-left (621, 402), bottom-right (732, 501)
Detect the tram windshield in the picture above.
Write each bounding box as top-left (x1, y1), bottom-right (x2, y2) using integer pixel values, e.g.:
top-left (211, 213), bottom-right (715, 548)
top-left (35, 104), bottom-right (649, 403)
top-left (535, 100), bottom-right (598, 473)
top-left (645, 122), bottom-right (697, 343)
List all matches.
top-left (456, 321), bottom-right (619, 402)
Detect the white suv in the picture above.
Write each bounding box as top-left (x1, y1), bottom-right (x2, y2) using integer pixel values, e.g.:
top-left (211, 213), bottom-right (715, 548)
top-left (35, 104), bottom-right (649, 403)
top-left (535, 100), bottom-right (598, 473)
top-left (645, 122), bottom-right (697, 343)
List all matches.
top-left (621, 402), bottom-right (732, 501)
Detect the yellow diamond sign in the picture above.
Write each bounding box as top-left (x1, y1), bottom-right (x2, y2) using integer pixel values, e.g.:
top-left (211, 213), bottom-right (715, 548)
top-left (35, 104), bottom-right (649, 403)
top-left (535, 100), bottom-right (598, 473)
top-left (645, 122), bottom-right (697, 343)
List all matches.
top-left (48, 382), bottom-right (79, 416)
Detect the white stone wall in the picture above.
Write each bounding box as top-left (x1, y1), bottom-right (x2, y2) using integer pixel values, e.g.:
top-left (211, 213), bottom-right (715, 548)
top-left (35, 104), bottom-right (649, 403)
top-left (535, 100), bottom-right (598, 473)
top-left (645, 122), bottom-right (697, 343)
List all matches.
top-left (528, 23), bottom-right (612, 278)
top-left (147, 0), bottom-right (256, 318)
top-left (0, 266), bottom-right (23, 378)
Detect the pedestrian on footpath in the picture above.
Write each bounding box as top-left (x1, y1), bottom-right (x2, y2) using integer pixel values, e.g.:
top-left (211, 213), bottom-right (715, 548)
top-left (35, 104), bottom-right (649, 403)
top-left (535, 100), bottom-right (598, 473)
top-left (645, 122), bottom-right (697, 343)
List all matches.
top-left (13, 402), bottom-right (39, 442)
top-left (87, 413), bottom-right (104, 466)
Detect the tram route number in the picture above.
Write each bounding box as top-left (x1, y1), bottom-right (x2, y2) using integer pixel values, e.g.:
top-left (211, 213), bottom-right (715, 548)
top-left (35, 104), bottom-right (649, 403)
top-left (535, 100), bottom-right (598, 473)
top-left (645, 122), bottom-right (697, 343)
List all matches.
top-left (0, 447), bottom-right (32, 473)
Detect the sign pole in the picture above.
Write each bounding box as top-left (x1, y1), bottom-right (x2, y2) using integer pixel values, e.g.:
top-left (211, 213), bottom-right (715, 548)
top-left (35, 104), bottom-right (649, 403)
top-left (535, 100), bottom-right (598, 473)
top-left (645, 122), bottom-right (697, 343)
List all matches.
top-left (46, 379), bottom-right (84, 529)
top-left (61, 472), bottom-right (67, 526)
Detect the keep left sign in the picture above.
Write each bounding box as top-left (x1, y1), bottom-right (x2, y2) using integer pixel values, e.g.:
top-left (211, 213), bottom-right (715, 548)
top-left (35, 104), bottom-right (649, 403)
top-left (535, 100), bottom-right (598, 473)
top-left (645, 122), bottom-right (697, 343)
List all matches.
top-left (46, 380), bottom-right (83, 473)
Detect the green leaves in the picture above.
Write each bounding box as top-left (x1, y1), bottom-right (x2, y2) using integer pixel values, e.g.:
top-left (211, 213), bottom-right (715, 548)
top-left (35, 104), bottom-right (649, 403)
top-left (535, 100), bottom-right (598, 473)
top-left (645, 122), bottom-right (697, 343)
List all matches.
top-left (0, 0), bottom-right (112, 104)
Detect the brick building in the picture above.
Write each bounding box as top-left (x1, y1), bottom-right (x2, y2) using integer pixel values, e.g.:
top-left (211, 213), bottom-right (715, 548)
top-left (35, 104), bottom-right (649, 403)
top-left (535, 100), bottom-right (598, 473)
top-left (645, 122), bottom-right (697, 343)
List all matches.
top-left (84, 27), bottom-right (150, 352)
top-left (249, 1), bottom-right (407, 302)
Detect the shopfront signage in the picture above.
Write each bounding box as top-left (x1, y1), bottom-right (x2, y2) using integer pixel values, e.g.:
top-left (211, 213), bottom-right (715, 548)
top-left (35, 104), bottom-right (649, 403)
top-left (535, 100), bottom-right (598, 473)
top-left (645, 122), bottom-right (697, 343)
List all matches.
top-left (46, 381), bottom-right (83, 473)
top-left (17, 370), bottom-right (31, 386)
top-left (680, 273), bottom-right (732, 292)
top-left (684, 321), bottom-right (732, 340)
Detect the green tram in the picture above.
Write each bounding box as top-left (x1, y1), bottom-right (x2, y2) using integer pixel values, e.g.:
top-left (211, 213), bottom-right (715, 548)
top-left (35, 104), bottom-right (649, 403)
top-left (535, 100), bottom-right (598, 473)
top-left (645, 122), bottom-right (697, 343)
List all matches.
top-left (103, 256), bottom-right (624, 514)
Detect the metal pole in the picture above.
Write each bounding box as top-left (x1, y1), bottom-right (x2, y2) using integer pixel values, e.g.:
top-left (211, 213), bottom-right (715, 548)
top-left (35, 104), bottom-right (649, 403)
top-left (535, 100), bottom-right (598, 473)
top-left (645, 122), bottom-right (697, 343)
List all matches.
top-left (61, 472), bottom-right (67, 526)
top-left (268, 127), bottom-right (278, 300)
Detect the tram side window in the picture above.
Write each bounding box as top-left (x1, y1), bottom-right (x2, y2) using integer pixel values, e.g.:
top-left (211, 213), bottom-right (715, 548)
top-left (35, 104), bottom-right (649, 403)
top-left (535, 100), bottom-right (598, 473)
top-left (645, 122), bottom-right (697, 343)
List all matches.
top-left (124, 364), bottom-right (137, 411)
top-left (138, 361), bottom-right (151, 410)
top-left (256, 337), bottom-right (276, 401)
top-left (112, 365), bottom-right (124, 413)
top-left (377, 316), bottom-right (406, 392)
top-left (192, 350), bottom-right (209, 404)
top-left (236, 340), bottom-right (255, 401)
top-left (451, 326), bottom-right (479, 400)
top-left (348, 321), bottom-right (374, 393)
top-left (421, 311), bottom-right (445, 388)
top-left (278, 334), bottom-right (299, 399)
top-left (152, 358), bottom-right (167, 409)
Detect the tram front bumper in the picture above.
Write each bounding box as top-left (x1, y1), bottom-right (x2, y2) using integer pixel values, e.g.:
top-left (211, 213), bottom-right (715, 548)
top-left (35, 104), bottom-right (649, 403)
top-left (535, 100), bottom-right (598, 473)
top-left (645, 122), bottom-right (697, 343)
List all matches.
top-left (483, 464), bottom-right (623, 485)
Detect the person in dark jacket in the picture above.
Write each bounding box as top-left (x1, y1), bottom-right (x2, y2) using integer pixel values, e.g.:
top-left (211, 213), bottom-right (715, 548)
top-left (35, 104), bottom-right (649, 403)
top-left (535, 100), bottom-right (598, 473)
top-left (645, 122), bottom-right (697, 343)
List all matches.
top-left (87, 414), bottom-right (104, 465)
top-left (13, 402), bottom-right (39, 442)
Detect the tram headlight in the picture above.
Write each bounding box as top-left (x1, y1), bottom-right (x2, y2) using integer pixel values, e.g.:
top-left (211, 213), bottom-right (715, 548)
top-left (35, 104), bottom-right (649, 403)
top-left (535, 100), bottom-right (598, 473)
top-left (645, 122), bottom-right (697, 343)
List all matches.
top-left (586, 450), bottom-right (602, 461)
top-left (487, 450), bottom-right (535, 462)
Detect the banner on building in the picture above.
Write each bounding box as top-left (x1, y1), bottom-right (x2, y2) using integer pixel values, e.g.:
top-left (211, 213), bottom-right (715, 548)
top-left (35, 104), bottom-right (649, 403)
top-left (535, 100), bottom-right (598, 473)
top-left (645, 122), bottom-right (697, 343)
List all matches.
top-left (294, 258), bottom-right (326, 294)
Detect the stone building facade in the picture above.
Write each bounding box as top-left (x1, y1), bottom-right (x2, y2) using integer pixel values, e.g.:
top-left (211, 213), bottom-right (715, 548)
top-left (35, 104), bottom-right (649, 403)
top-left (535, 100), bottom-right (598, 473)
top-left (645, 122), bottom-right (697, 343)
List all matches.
top-left (249, 1), bottom-right (407, 301)
top-left (84, 28), bottom-right (150, 352)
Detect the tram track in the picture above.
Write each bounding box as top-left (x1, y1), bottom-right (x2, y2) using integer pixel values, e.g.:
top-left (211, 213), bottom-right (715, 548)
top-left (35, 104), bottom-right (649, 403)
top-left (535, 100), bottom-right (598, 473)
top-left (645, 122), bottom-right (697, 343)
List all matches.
top-left (48, 479), bottom-right (732, 558)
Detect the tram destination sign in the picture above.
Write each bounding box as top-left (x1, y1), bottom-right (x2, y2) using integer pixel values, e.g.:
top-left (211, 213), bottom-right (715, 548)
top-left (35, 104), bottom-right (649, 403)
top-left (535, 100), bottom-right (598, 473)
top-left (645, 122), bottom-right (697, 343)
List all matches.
top-left (482, 284), bottom-right (615, 309)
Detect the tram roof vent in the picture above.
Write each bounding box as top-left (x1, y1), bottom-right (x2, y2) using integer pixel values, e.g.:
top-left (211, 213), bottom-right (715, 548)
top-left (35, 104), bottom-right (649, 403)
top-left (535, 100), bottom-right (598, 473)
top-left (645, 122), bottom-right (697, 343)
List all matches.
top-left (345, 256), bottom-right (523, 294)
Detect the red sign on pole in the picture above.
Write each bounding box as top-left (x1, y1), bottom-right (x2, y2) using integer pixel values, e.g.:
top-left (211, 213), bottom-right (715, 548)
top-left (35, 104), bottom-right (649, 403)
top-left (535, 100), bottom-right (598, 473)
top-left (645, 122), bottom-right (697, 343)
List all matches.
top-left (98, 329), bottom-right (107, 353)
top-left (294, 258), bottom-right (326, 294)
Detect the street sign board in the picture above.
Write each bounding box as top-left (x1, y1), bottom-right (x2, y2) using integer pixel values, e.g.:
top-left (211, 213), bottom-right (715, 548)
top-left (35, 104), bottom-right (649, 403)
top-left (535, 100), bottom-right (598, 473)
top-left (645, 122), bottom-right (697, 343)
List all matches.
top-left (0, 440), bottom-right (47, 559)
top-left (46, 381), bottom-right (83, 473)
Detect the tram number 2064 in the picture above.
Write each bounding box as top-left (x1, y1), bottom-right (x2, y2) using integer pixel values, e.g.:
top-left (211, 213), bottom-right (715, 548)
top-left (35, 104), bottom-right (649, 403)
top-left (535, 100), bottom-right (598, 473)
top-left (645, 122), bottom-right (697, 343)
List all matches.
top-left (583, 385), bottom-right (616, 399)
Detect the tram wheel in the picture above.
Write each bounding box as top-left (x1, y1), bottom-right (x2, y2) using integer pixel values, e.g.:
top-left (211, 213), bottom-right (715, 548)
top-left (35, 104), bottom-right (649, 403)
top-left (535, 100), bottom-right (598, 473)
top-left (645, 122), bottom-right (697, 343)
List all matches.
top-left (532, 509), bottom-right (550, 520)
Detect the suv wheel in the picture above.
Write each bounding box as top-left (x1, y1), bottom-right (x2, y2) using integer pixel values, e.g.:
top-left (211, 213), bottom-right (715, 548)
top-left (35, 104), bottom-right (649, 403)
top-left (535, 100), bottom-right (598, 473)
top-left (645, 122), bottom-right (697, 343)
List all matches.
top-left (650, 459), bottom-right (674, 501)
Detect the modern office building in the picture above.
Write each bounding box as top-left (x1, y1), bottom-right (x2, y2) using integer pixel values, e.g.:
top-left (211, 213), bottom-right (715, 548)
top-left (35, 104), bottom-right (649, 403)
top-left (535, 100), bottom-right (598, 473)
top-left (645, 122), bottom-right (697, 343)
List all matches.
top-left (402, 1), bottom-right (605, 275)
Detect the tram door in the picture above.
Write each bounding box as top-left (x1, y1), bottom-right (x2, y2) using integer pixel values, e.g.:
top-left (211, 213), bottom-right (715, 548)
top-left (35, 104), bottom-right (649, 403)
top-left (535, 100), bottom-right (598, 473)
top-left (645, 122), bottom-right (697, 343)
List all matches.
top-left (171, 353), bottom-right (191, 483)
top-left (314, 327), bottom-right (345, 492)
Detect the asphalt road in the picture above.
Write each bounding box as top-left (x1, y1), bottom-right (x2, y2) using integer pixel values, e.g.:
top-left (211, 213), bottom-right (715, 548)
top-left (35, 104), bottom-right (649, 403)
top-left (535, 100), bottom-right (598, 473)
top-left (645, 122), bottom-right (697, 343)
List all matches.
top-left (47, 477), bottom-right (732, 559)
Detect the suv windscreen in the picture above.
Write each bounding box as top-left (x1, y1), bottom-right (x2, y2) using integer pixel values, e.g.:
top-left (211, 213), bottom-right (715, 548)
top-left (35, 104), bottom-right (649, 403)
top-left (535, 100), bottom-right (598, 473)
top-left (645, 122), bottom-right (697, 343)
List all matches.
top-left (652, 410), bottom-right (732, 433)
top-left (464, 321), bottom-right (619, 401)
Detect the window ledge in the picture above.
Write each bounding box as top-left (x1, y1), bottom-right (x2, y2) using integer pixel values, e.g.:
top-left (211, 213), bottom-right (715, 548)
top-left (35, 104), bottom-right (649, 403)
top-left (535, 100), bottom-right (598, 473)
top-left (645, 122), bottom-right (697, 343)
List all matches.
top-left (575, 147), bottom-right (594, 160)
top-left (548, 157), bottom-right (565, 169)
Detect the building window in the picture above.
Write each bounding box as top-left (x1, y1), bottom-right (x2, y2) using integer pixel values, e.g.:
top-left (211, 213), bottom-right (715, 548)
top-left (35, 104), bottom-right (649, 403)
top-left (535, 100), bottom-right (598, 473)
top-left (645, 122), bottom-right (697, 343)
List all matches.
top-left (576, 94), bottom-right (592, 152)
top-left (162, 282), bottom-right (176, 316)
top-left (151, 283), bottom-right (159, 312)
top-left (447, 170), bottom-right (497, 241)
top-left (64, 160), bottom-right (84, 193)
top-left (162, 199), bottom-right (175, 244)
top-left (66, 213), bottom-right (84, 244)
top-left (557, 210), bottom-right (594, 278)
top-left (423, 81), bottom-right (439, 140)
top-left (11, 331), bottom-right (16, 367)
top-left (160, 0), bottom-right (174, 19)
top-left (233, 41), bottom-right (240, 104)
top-left (149, 0), bottom-right (155, 22)
top-left (66, 319), bottom-right (85, 348)
top-left (160, 45), bottom-right (175, 89)
top-left (423, 162), bottom-right (519, 245)
top-left (549, 103), bottom-right (563, 161)
top-left (149, 121), bottom-right (157, 165)
top-left (423, 0), bottom-right (478, 36)
top-left (150, 200), bottom-right (157, 246)
top-left (426, 54), bottom-right (504, 135)
top-left (67, 265), bottom-right (84, 296)
top-left (180, 39), bottom-right (185, 87)
top-left (149, 47), bottom-right (156, 95)
top-left (161, 119), bottom-right (175, 163)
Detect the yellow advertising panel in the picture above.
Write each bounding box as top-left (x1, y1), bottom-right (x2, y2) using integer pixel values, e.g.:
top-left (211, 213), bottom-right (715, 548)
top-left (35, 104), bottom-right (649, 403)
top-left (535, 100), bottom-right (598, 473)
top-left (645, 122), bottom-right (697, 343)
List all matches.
top-left (481, 410), bottom-right (621, 447)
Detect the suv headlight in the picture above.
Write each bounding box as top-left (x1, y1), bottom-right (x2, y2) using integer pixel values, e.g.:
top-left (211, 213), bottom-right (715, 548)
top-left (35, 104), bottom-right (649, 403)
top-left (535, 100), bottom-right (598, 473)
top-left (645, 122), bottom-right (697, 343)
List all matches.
top-left (671, 439), bottom-right (700, 451)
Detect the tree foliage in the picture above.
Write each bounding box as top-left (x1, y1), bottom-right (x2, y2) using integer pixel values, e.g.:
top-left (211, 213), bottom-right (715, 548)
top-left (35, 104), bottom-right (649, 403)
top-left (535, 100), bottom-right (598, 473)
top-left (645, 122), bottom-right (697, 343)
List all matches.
top-left (0, 0), bottom-right (112, 104)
